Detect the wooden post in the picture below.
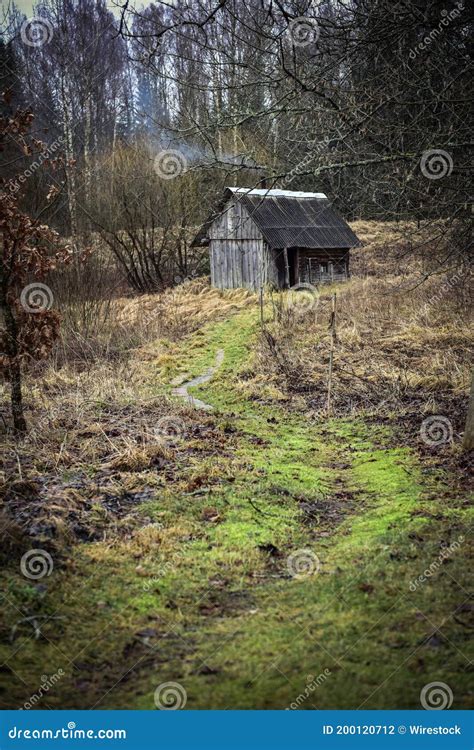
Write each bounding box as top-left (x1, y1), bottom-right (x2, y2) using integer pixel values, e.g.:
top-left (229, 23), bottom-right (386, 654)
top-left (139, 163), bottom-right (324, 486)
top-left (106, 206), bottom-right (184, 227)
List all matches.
top-left (463, 370), bottom-right (474, 450)
top-left (283, 247), bottom-right (290, 289)
top-left (259, 285), bottom-right (264, 329)
top-left (326, 293), bottom-right (337, 417)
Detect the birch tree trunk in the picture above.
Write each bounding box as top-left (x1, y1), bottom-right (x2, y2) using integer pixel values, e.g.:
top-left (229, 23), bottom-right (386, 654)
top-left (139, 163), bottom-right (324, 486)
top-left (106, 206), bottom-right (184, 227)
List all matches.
top-left (83, 93), bottom-right (92, 216)
top-left (60, 74), bottom-right (78, 236)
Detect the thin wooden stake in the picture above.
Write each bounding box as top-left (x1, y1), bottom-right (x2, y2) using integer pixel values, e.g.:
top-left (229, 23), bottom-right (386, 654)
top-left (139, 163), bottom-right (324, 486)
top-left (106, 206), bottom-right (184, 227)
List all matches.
top-left (283, 247), bottom-right (290, 288)
top-left (259, 285), bottom-right (264, 329)
top-left (326, 292), bottom-right (337, 417)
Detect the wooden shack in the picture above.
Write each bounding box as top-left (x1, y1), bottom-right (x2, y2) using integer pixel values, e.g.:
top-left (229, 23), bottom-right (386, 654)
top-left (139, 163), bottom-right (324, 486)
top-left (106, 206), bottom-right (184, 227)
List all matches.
top-left (192, 187), bottom-right (360, 290)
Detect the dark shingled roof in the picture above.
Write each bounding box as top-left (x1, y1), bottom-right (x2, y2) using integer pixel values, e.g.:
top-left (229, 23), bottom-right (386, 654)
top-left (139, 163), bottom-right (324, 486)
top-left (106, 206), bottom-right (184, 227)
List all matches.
top-left (192, 188), bottom-right (360, 249)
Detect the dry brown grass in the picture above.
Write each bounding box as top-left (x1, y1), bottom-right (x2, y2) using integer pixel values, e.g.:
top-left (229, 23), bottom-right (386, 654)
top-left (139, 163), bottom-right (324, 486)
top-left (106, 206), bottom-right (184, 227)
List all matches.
top-left (0, 387), bottom-right (228, 558)
top-left (0, 279), bottom-right (254, 556)
top-left (349, 219), bottom-right (452, 278)
top-left (52, 277), bottom-right (255, 366)
top-left (255, 272), bottom-right (473, 421)
top-left (116, 277), bottom-right (255, 331)
top-left (116, 280), bottom-right (255, 366)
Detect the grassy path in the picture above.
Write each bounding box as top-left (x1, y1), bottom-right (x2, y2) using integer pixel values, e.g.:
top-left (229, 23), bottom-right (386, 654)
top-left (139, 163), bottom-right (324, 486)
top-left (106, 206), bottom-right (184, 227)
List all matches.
top-left (1, 307), bottom-right (471, 710)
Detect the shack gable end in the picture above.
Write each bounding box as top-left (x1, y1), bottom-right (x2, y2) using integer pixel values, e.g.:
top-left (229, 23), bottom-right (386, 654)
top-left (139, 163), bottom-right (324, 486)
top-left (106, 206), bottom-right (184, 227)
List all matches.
top-left (208, 199), bottom-right (262, 242)
top-left (208, 199), bottom-right (277, 290)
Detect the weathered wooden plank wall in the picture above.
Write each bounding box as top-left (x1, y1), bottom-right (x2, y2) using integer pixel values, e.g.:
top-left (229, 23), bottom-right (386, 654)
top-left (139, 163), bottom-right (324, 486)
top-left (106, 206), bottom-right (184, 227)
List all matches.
top-left (297, 248), bottom-right (349, 284)
top-left (264, 244), bottom-right (279, 286)
top-left (209, 199), bottom-right (268, 290)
